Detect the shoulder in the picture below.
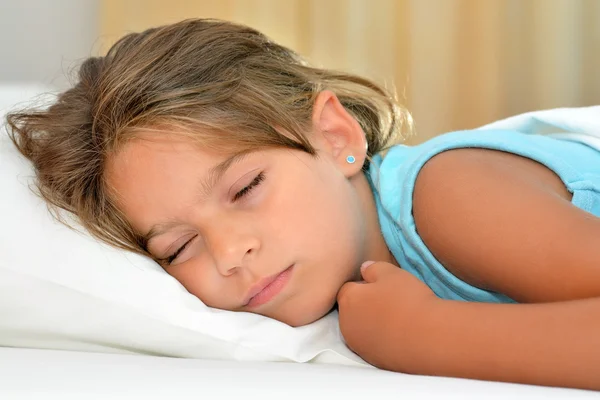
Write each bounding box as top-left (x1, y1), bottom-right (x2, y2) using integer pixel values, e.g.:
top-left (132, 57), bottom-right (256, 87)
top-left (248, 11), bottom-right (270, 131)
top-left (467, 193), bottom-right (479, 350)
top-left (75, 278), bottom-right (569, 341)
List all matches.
top-left (411, 147), bottom-right (559, 273)
top-left (413, 147), bottom-right (572, 219)
top-left (412, 147), bottom-right (600, 301)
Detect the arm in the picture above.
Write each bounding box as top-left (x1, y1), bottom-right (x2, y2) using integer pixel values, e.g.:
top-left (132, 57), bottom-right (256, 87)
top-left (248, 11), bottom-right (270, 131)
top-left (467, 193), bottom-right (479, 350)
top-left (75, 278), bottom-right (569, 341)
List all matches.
top-left (409, 148), bottom-right (600, 388)
top-left (339, 262), bottom-right (600, 390)
top-left (396, 296), bottom-right (600, 389)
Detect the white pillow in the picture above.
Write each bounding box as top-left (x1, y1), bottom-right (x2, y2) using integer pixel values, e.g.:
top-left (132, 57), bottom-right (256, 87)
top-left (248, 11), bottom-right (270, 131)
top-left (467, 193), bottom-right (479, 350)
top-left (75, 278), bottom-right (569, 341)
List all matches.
top-left (0, 85), bottom-right (365, 367)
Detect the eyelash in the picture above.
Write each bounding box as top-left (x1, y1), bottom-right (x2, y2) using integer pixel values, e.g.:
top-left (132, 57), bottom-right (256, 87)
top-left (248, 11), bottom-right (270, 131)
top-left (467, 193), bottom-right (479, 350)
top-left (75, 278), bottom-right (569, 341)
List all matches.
top-left (163, 235), bottom-right (196, 265)
top-left (232, 171), bottom-right (265, 201)
top-left (161, 172), bottom-right (265, 266)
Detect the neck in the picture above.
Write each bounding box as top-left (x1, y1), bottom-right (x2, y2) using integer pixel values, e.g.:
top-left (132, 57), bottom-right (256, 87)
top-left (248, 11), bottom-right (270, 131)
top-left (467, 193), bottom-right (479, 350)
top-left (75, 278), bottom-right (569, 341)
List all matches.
top-left (351, 171), bottom-right (399, 278)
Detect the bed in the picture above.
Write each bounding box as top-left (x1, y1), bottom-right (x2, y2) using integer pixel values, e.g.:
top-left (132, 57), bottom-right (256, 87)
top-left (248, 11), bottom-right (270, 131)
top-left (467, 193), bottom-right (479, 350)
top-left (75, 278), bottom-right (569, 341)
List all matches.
top-left (2, 347), bottom-right (595, 399)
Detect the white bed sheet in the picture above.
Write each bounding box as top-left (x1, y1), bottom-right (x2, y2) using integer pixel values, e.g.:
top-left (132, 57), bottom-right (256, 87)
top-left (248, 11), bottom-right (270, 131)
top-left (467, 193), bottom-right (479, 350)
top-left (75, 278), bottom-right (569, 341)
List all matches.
top-left (1, 347), bottom-right (596, 400)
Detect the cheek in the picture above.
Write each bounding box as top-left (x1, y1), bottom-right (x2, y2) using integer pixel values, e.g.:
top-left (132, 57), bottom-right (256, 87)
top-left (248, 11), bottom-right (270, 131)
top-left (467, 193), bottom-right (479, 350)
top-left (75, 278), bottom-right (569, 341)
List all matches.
top-left (297, 178), bottom-right (360, 247)
top-left (166, 260), bottom-right (229, 308)
top-left (268, 166), bottom-right (363, 271)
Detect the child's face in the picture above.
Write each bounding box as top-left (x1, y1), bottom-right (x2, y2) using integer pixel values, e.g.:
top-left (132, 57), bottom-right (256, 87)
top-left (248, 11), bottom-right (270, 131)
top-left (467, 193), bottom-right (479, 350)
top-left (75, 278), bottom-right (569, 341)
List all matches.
top-left (106, 92), bottom-right (393, 326)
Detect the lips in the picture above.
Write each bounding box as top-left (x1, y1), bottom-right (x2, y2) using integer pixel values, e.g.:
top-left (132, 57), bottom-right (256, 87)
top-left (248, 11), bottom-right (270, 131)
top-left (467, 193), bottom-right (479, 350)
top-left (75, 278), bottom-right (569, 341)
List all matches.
top-left (244, 265), bottom-right (294, 308)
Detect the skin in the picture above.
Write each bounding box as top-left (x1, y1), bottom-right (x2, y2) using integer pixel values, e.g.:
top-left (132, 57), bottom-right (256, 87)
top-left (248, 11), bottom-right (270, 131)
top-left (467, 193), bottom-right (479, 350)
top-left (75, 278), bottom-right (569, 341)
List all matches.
top-left (106, 91), bottom-right (396, 327)
top-left (108, 90), bottom-right (600, 389)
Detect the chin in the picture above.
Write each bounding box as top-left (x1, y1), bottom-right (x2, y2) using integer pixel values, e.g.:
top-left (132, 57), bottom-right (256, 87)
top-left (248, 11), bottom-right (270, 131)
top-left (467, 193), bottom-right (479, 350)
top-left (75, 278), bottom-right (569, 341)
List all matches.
top-left (279, 298), bottom-right (336, 327)
top-left (283, 313), bottom-right (326, 328)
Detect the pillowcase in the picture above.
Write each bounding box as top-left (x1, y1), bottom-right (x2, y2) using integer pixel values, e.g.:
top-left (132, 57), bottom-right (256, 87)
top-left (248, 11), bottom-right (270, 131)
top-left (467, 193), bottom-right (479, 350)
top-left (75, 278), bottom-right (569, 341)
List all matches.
top-left (0, 85), bottom-right (365, 367)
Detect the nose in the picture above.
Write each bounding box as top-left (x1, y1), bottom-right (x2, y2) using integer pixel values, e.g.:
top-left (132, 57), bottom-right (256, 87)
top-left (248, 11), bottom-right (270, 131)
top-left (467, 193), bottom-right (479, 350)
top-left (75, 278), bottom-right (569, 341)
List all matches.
top-left (206, 221), bottom-right (260, 276)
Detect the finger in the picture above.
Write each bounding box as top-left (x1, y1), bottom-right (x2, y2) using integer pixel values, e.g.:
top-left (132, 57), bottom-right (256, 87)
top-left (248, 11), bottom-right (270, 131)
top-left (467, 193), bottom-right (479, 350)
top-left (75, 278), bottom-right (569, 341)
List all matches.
top-left (336, 281), bottom-right (363, 303)
top-left (360, 261), bottom-right (400, 283)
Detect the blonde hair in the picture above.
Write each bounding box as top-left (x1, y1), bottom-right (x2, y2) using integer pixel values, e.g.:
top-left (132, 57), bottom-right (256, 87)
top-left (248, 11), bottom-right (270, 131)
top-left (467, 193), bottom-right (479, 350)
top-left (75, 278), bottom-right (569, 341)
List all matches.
top-left (6, 18), bottom-right (412, 257)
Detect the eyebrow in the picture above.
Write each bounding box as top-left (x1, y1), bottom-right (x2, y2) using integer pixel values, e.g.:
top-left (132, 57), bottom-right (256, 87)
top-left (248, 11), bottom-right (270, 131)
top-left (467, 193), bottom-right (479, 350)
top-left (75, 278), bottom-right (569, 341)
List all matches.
top-left (143, 151), bottom-right (250, 245)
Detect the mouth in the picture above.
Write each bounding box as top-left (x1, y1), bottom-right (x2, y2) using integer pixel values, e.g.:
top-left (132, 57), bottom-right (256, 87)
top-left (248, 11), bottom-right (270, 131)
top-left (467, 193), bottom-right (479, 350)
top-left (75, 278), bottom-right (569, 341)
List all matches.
top-left (244, 264), bottom-right (294, 309)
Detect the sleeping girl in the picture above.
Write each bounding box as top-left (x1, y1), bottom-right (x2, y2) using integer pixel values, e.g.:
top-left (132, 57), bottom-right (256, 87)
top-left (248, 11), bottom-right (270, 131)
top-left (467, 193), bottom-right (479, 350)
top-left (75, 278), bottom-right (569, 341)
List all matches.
top-left (7, 19), bottom-right (600, 390)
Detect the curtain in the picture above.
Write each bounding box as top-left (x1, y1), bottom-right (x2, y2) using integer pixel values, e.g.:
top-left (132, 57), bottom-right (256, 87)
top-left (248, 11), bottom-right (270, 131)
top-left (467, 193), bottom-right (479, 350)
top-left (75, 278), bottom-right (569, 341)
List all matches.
top-left (100, 0), bottom-right (600, 143)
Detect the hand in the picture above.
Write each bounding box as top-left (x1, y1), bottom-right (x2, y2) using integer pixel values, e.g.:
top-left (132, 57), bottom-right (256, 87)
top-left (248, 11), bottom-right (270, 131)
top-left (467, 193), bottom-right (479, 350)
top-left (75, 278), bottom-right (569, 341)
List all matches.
top-left (337, 261), bottom-right (438, 371)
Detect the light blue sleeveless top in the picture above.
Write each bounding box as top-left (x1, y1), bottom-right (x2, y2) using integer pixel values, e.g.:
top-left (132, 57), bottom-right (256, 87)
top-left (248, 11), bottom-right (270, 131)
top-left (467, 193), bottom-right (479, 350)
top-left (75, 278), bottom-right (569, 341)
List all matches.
top-left (368, 129), bottom-right (600, 303)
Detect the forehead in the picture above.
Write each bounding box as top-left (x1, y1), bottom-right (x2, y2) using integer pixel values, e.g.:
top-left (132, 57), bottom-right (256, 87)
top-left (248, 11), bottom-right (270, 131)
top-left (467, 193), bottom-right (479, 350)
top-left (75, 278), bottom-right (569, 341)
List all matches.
top-left (105, 133), bottom-right (229, 223)
top-left (107, 134), bottom-right (224, 181)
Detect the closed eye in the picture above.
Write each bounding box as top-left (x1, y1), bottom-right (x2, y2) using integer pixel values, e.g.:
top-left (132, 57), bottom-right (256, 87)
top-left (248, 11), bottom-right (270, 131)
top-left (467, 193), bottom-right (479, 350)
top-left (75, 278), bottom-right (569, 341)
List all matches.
top-left (233, 172), bottom-right (265, 201)
top-left (159, 235), bottom-right (197, 266)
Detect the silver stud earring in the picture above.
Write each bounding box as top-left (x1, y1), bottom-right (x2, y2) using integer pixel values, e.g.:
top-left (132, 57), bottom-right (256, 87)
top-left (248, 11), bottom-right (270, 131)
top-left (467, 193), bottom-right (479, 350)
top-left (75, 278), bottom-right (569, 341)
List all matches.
top-left (346, 155), bottom-right (356, 164)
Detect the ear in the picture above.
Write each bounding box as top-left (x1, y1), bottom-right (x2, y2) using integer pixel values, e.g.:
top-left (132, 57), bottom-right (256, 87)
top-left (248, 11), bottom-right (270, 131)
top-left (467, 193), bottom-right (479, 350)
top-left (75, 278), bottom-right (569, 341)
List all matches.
top-left (311, 90), bottom-right (368, 177)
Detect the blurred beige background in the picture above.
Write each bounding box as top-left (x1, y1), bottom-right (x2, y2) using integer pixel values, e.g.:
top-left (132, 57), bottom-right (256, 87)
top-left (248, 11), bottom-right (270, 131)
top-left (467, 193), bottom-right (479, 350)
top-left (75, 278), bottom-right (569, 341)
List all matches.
top-left (99, 0), bottom-right (600, 143)
top-left (2, 1), bottom-right (598, 143)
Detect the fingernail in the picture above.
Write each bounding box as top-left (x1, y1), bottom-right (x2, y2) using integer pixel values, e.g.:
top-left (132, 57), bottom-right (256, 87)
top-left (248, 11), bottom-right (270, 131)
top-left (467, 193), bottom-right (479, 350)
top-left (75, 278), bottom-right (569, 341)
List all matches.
top-left (361, 261), bottom-right (375, 270)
